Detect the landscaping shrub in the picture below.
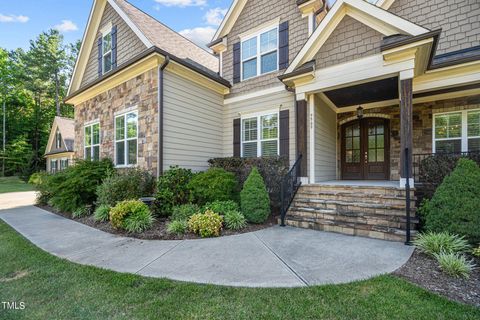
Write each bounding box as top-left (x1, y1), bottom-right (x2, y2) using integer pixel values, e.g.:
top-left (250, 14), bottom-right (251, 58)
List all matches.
top-left (47, 159), bottom-right (114, 213)
top-left (420, 159), bottom-right (480, 243)
top-left (433, 252), bottom-right (476, 279)
top-left (188, 210), bottom-right (223, 238)
top-left (171, 204), bottom-right (200, 222)
top-left (224, 210), bottom-right (247, 230)
top-left (187, 168), bottom-right (238, 205)
top-left (30, 171), bottom-right (58, 205)
top-left (208, 156), bottom-right (289, 211)
top-left (167, 220), bottom-right (188, 235)
top-left (203, 200), bottom-right (239, 215)
top-left (110, 200), bottom-right (154, 233)
top-left (240, 167), bottom-right (270, 224)
top-left (155, 166), bottom-right (194, 216)
top-left (96, 168), bottom-right (156, 207)
top-left (413, 232), bottom-right (471, 256)
top-left (94, 205), bottom-right (111, 222)
top-left (473, 245), bottom-right (480, 258)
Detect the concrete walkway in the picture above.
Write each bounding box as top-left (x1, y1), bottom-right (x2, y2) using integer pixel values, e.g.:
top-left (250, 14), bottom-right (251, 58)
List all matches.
top-left (0, 192), bottom-right (414, 288)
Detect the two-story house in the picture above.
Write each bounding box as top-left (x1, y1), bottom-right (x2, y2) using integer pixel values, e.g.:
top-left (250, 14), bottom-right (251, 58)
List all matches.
top-left (65, 0), bottom-right (480, 241)
top-left (45, 116), bottom-right (75, 173)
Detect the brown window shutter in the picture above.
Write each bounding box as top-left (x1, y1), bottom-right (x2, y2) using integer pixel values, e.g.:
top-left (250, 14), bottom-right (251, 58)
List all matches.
top-left (98, 37), bottom-right (103, 77)
top-left (111, 25), bottom-right (117, 69)
top-left (279, 110), bottom-right (289, 161)
top-left (296, 100), bottom-right (308, 176)
top-left (233, 42), bottom-right (241, 84)
top-left (233, 118), bottom-right (241, 157)
top-left (278, 21), bottom-right (289, 70)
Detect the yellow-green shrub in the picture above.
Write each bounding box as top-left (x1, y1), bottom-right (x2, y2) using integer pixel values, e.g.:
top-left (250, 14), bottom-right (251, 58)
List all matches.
top-left (109, 200), bottom-right (154, 233)
top-left (188, 210), bottom-right (223, 238)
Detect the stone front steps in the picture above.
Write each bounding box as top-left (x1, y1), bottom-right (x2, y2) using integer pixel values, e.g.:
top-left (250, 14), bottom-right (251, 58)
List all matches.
top-left (282, 184), bottom-right (417, 242)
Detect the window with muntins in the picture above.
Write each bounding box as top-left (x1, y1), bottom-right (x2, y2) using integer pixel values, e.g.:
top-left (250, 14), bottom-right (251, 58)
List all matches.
top-left (433, 109), bottom-right (480, 153)
top-left (50, 159), bottom-right (58, 173)
top-left (84, 123), bottom-right (100, 161)
top-left (55, 129), bottom-right (62, 149)
top-left (242, 112), bottom-right (279, 157)
top-left (241, 27), bottom-right (278, 81)
top-left (103, 32), bottom-right (112, 74)
top-left (115, 111), bottom-right (138, 166)
top-left (60, 158), bottom-right (69, 170)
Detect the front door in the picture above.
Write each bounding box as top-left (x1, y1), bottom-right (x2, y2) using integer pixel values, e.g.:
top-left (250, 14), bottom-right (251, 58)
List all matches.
top-left (341, 118), bottom-right (390, 180)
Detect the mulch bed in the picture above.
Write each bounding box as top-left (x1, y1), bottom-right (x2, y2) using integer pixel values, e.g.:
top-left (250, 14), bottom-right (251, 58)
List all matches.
top-left (37, 205), bottom-right (277, 240)
top-left (394, 249), bottom-right (480, 307)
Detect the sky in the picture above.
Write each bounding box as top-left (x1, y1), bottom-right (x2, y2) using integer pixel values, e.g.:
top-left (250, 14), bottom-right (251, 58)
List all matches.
top-left (0, 0), bottom-right (233, 51)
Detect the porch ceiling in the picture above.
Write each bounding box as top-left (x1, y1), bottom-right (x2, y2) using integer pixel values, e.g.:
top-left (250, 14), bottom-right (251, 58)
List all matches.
top-left (323, 77), bottom-right (399, 108)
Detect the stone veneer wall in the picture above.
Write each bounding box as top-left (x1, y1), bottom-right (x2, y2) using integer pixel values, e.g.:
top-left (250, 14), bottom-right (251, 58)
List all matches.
top-left (74, 68), bottom-right (159, 176)
top-left (336, 95), bottom-right (480, 180)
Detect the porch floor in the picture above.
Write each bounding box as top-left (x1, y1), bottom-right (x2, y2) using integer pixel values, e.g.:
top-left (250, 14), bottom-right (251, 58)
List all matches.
top-left (313, 180), bottom-right (400, 188)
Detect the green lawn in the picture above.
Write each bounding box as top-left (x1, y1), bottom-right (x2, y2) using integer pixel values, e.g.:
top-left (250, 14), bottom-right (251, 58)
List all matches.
top-left (0, 222), bottom-right (478, 320)
top-left (0, 177), bottom-right (35, 194)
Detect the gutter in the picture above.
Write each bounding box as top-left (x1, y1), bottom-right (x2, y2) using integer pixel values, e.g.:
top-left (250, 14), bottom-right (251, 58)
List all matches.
top-left (157, 56), bottom-right (170, 177)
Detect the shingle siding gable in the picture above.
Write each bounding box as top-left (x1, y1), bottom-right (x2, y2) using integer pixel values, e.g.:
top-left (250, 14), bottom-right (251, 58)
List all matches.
top-left (80, 3), bottom-right (147, 88)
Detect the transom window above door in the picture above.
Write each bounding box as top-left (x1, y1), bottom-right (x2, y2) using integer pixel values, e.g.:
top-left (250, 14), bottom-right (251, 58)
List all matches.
top-left (241, 112), bottom-right (279, 157)
top-left (433, 109), bottom-right (480, 153)
top-left (241, 27), bottom-right (278, 81)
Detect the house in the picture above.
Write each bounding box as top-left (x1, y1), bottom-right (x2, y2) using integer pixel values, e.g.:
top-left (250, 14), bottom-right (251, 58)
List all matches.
top-left (66, 0), bottom-right (480, 241)
top-left (45, 116), bottom-right (75, 173)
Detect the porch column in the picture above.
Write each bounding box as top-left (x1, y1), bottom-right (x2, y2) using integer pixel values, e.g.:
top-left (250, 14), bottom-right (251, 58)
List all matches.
top-left (295, 97), bottom-right (308, 181)
top-left (399, 72), bottom-right (414, 187)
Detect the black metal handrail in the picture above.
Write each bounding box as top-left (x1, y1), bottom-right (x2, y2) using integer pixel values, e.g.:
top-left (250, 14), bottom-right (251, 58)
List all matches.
top-left (280, 154), bottom-right (302, 227)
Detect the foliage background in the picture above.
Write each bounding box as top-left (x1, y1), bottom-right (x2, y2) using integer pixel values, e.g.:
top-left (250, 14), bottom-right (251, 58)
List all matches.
top-left (0, 29), bottom-right (80, 178)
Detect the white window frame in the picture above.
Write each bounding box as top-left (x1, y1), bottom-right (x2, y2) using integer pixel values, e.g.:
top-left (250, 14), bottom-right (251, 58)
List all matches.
top-left (102, 27), bottom-right (113, 74)
top-left (84, 122), bottom-right (101, 161)
top-left (240, 24), bottom-right (279, 81)
top-left (60, 158), bottom-right (69, 171)
top-left (241, 109), bottom-right (280, 158)
top-left (432, 108), bottom-right (480, 153)
top-left (55, 129), bottom-right (62, 149)
top-left (50, 159), bottom-right (58, 173)
top-left (114, 110), bottom-right (138, 168)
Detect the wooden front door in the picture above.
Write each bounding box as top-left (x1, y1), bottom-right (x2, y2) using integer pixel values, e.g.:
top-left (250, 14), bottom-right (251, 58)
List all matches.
top-left (341, 118), bottom-right (390, 180)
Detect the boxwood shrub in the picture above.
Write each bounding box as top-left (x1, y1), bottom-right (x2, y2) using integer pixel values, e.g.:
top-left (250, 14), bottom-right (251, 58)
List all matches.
top-left (155, 166), bottom-right (194, 217)
top-left (420, 159), bottom-right (480, 243)
top-left (240, 167), bottom-right (270, 224)
top-left (96, 168), bottom-right (156, 207)
top-left (187, 168), bottom-right (238, 205)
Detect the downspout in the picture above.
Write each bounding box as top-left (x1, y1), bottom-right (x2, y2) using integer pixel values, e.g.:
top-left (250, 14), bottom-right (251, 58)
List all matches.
top-left (157, 55), bottom-right (170, 177)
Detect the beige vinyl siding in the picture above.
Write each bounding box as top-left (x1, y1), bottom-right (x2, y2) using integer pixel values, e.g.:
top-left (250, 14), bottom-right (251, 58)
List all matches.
top-left (315, 98), bottom-right (337, 182)
top-left (223, 89), bottom-right (297, 166)
top-left (163, 71), bottom-right (224, 172)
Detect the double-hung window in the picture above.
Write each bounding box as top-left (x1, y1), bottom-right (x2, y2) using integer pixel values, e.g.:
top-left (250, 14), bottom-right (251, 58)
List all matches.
top-left (50, 160), bottom-right (58, 173)
top-left (84, 122), bottom-right (100, 161)
top-left (60, 158), bottom-right (69, 171)
top-left (102, 31), bottom-right (112, 74)
top-left (433, 109), bottom-right (480, 153)
top-left (241, 27), bottom-right (278, 81)
top-left (115, 111), bottom-right (138, 167)
top-left (242, 112), bottom-right (279, 157)
top-left (55, 129), bottom-right (62, 149)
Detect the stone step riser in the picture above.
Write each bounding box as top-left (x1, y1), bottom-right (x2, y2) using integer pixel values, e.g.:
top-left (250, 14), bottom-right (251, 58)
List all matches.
top-left (291, 204), bottom-right (413, 217)
top-left (282, 219), bottom-right (414, 242)
top-left (301, 186), bottom-right (414, 198)
top-left (292, 200), bottom-right (415, 213)
top-left (288, 212), bottom-right (417, 230)
top-left (295, 193), bottom-right (412, 206)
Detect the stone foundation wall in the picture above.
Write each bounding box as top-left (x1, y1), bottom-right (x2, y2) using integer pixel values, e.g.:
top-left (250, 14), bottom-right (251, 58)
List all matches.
top-left (336, 95), bottom-right (480, 180)
top-left (74, 68), bottom-right (159, 176)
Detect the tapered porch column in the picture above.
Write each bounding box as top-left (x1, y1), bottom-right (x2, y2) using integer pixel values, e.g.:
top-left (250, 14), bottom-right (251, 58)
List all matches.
top-left (399, 71), bottom-right (414, 187)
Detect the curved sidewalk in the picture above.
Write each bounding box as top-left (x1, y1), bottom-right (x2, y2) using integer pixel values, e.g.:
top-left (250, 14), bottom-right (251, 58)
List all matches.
top-left (0, 192), bottom-right (413, 288)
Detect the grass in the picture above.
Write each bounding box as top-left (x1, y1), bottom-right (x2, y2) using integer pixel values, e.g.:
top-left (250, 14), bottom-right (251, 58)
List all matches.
top-left (0, 176), bottom-right (34, 194)
top-left (0, 222), bottom-right (479, 320)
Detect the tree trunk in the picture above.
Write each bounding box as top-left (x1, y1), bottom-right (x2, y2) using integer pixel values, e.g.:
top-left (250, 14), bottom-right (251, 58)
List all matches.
top-left (55, 70), bottom-right (60, 116)
top-left (2, 98), bottom-right (5, 177)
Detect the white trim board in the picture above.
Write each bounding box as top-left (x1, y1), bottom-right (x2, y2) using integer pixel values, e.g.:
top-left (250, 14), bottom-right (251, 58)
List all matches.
top-left (224, 86), bottom-right (287, 105)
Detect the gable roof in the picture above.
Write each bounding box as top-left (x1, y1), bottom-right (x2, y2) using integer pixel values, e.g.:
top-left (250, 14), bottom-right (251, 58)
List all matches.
top-left (45, 117), bottom-right (75, 155)
top-left (285, 0), bottom-right (430, 74)
top-left (68, 0), bottom-right (218, 96)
